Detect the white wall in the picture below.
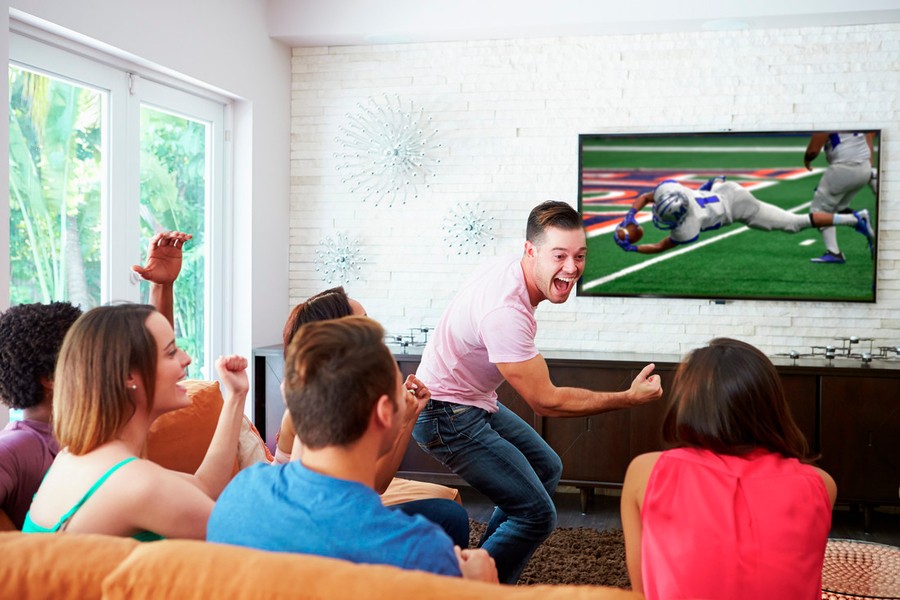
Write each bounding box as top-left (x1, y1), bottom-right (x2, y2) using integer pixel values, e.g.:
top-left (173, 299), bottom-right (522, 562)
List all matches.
top-left (288, 24), bottom-right (899, 358)
top-left (1, 0), bottom-right (292, 365)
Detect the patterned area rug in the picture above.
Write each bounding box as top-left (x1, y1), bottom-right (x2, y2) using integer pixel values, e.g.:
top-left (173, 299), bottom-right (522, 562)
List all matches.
top-left (468, 520), bottom-right (630, 587)
top-left (470, 523), bottom-right (900, 598)
top-left (821, 539), bottom-right (900, 600)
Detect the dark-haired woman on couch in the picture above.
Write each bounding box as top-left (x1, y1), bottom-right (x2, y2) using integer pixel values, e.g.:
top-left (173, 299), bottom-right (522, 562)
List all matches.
top-left (621, 338), bottom-right (836, 600)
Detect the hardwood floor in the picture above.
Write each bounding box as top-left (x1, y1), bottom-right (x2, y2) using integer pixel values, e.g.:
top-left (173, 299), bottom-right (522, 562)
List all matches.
top-left (460, 485), bottom-right (900, 547)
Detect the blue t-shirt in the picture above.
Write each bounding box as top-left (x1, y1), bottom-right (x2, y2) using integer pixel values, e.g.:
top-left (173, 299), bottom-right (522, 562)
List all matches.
top-left (207, 462), bottom-right (462, 577)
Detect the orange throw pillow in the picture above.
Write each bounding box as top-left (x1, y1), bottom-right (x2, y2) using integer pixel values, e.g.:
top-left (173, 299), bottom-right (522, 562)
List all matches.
top-left (146, 380), bottom-right (237, 475)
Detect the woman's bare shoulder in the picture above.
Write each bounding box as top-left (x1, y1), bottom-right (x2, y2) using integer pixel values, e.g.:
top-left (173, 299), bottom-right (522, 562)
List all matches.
top-left (627, 451), bottom-right (663, 476)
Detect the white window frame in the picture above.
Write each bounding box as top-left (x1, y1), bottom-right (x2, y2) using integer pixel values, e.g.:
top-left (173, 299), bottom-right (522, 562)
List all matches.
top-left (8, 21), bottom-right (232, 380)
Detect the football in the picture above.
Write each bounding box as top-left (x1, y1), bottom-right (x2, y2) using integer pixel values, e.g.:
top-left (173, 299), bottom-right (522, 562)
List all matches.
top-left (616, 222), bottom-right (643, 244)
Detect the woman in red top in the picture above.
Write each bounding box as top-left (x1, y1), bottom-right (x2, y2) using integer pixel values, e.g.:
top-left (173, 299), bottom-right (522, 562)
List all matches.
top-left (621, 338), bottom-right (837, 600)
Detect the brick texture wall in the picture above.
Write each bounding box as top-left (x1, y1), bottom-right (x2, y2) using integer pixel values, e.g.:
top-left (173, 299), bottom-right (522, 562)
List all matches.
top-left (289, 24), bottom-right (899, 358)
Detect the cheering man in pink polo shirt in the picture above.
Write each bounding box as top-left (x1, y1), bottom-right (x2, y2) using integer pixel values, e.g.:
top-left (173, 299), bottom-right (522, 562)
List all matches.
top-left (413, 200), bottom-right (663, 584)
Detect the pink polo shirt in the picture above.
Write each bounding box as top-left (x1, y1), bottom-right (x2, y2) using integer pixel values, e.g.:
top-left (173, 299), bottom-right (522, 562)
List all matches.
top-left (417, 254), bottom-right (539, 413)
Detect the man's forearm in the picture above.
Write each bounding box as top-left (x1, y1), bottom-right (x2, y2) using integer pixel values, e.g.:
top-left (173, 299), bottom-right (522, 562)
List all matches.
top-left (530, 386), bottom-right (636, 418)
top-left (499, 358), bottom-right (661, 419)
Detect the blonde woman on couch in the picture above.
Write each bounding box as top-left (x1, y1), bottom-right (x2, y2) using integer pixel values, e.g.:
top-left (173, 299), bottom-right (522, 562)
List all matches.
top-left (23, 303), bottom-right (248, 540)
top-left (0, 230), bottom-right (189, 531)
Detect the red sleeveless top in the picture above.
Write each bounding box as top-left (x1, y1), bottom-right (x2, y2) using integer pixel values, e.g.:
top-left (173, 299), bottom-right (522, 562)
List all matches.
top-left (641, 447), bottom-right (832, 600)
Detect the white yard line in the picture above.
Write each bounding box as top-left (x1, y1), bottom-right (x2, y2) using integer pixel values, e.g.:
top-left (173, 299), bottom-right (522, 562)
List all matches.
top-left (581, 201), bottom-right (813, 290)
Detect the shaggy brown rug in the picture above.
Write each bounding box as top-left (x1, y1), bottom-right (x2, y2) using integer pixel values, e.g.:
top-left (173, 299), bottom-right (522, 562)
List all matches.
top-left (468, 520), bottom-right (630, 588)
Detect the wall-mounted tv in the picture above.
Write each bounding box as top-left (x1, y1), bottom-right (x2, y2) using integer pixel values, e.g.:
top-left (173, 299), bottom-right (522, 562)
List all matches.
top-left (577, 130), bottom-right (881, 303)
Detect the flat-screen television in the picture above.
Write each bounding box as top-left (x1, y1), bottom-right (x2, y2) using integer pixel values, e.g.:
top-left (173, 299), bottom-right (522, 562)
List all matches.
top-left (577, 130), bottom-right (881, 303)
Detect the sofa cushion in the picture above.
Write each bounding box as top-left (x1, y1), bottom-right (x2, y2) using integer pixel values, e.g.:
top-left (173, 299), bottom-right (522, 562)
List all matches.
top-left (236, 416), bottom-right (274, 468)
top-left (146, 379), bottom-right (272, 475)
top-left (0, 531), bottom-right (137, 600)
top-left (380, 477), bottom-right (462, 507)
top-left (101, 538), bottom-right (639, 600)
top-left (146, 379), bottom-right (232, 475)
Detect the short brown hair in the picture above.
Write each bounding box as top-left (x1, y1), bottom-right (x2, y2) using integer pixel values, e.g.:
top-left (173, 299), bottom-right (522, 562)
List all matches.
top-left (662, 338), bottom-right (812, 461)
top-left (53, 304), bottom-right (158, 455)
top-left (282, 287), bottom-right (353, 355)
top-left (525, 201), bottom-right (582, 244)
top-left (283, 316), bottom-right (396, 449)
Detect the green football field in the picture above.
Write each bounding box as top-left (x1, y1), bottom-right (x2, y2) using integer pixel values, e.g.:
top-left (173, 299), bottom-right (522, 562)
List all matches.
top-left (578, 133), bottom-right (878, 302)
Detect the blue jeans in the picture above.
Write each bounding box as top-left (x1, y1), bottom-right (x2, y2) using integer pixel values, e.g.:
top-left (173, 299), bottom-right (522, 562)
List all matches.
top-left (413, 400), bottom-right (562, 584)
top-left (389, 498), bottom-right (470, 549)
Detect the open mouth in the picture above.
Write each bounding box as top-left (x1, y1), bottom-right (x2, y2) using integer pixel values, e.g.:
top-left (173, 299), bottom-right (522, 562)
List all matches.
top-left (553, 276), bottom-right (575, 294)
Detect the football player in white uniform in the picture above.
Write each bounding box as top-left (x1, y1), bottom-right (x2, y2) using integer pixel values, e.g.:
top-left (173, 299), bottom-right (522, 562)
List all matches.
top-left (614, 178), bottom-right (874, 257)
top-left (804, 132), bottom-right (876, 263)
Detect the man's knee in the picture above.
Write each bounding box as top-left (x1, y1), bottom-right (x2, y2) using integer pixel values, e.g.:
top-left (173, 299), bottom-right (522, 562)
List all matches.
top-left (530, 500), bottom-right (558, 538)
top-left (543, 452), bottom-right (563, 489)
top-left (552, 452), bottom-right (563, 475)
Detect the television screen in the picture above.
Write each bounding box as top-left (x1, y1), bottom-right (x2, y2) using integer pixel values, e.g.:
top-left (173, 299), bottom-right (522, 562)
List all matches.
top-left (577, 130), bottom-right (880, 303)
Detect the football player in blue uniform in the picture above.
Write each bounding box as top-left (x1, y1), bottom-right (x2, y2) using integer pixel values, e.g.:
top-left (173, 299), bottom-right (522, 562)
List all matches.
top-left (614, 178), bottom-right (874, 257)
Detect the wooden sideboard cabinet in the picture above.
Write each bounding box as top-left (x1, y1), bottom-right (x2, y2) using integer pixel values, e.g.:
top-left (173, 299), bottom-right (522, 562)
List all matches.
top-left (253, 345), bottom-right (900, 514)
top-left (819, 374), bottom-right (900, 505)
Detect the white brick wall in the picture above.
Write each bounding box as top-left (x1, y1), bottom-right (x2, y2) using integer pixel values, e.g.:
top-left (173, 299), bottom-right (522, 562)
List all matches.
top-left (289, 24), bottom-right (900, 359)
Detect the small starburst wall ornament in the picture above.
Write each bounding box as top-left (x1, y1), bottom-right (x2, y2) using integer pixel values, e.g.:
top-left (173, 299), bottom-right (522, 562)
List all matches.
top-left (315, 232), bottom-right (366, 284)
top-left (334, 95), bottom-right (441, 207)
top-left (442, 202), bottom-right (495, 255)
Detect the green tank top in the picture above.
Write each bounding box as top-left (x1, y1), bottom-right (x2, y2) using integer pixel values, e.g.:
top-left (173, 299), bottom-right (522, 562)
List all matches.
top-left (22, 456), bottom-right (164, 542)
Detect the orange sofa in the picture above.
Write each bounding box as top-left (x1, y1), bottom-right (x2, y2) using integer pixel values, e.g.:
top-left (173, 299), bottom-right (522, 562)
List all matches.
top-left (0, 381), bottom-right (642, 598)
top-left (0, 530), bottom-right (641, 600)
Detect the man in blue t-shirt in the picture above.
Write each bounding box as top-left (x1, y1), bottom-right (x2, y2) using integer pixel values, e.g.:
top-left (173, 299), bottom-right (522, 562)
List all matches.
top-left (207, 317), bottom-right (497, 582)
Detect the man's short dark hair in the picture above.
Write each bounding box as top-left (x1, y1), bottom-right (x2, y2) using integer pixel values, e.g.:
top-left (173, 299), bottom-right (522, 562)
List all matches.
top-left (0, 302), bottom-right (83, 409)
top-left (525, 201), bottom-right (582, 244)
top-left (283, 316), bottom-right (396, 449)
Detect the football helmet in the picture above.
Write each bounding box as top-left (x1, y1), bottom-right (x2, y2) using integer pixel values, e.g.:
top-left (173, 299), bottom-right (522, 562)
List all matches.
top-left (652, 189), bottom-right (690, 230)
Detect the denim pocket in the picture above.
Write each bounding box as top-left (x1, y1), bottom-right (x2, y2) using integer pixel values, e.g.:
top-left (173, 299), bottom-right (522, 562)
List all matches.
top-left (449, 403), bottom-right (475, 417)
top-left (446, 404), bottom-right (486, 437)
top-left (413, 416), bottom-right (444, 450)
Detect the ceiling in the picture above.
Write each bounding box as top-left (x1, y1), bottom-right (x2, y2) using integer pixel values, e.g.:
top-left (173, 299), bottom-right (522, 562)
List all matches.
top-left (266, 0), bottom-right (900, 47)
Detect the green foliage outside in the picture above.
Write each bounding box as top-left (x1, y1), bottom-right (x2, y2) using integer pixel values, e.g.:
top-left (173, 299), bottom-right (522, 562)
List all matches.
top-left (8, 66), bottom-right (208, 377)
top-left (8, 65), bottom-right (102, 308)
top-left (139, 108), bottom-right (207, 376)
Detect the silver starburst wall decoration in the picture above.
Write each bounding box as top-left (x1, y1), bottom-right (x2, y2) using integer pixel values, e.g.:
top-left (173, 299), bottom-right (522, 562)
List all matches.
top-left (442, 202), bottom-right (495, 255)
top-left (334, 95), bottom-right (441, 207)
top-left (315, 232), bottom-right (366, 284)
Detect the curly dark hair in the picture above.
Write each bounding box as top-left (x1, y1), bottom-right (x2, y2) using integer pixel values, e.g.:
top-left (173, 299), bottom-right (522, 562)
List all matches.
top-left (0, 302), bottom-right (83, 410)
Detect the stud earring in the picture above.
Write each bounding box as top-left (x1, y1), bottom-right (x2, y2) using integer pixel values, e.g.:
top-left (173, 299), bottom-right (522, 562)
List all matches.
top-left (129, 384), bottom-right (137, 390)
